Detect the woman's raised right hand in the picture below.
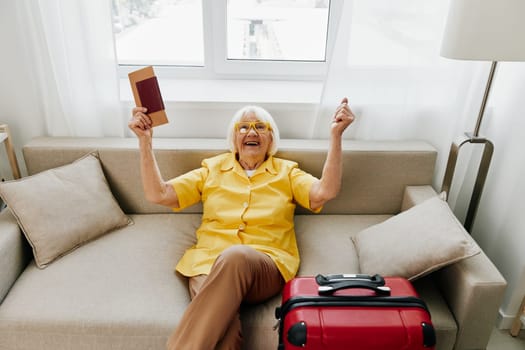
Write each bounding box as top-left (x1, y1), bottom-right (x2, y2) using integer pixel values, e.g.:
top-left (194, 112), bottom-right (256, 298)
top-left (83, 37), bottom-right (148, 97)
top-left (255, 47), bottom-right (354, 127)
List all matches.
top-left (128, 107), bottom-right (153, 139)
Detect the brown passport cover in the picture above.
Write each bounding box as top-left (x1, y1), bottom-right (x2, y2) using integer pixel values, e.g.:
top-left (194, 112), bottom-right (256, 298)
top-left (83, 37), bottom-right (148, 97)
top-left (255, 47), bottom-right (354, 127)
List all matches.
top-left (128, 66), bottom-right (168, 127)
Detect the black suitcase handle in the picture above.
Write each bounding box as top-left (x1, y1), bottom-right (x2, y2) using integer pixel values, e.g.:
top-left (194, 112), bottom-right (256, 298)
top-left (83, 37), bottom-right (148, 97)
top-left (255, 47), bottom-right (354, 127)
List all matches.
top-left (317, 280), bottom-right (391, 296)
top-left (315, 274), bottom-right (390, 296)
top-left (315, 273), bottom-right (385, 286)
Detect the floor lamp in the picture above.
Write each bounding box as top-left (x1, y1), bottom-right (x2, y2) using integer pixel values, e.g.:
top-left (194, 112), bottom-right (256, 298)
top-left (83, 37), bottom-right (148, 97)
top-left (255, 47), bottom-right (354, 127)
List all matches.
top-left (439, 0), bottom-right (525, 232)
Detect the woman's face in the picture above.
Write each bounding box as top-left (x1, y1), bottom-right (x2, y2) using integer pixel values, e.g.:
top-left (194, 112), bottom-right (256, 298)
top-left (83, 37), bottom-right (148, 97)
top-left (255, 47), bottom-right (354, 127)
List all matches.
top-left (234, 111), bottom-right (273, 166)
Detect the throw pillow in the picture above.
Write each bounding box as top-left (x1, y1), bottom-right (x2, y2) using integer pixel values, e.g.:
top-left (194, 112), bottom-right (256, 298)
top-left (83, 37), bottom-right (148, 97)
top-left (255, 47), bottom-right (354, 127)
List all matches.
top-left (0, 152), bottom-right (132, 268)
top-left (352, 196), bottom-right (480, 280)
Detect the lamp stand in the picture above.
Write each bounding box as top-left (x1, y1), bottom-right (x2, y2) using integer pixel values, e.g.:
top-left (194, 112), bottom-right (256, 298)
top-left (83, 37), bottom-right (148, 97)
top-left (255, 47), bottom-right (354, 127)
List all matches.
top-left (441, 61), bottom-right (497, 232)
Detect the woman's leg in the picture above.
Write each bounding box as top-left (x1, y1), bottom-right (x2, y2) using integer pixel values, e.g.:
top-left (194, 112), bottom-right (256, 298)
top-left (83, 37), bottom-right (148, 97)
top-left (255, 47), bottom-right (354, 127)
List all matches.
top-left (166, 245), bottom-right (284, 350)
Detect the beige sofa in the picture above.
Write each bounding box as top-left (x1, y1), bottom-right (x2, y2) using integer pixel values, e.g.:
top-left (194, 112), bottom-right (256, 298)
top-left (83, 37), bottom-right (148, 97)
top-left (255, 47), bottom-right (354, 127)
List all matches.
top-left (0, 137), bottom-right (507, 350)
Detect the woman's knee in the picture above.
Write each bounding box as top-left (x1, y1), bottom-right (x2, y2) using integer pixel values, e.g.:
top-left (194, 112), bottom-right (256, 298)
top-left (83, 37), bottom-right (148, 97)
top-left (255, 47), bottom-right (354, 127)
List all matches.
top-left (218, 245), bottom-right (258, 266)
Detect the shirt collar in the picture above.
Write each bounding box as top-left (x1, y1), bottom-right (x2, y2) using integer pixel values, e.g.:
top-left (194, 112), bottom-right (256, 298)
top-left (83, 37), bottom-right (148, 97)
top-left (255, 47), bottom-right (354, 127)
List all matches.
top-left (221, 152), bottom-right (278, 176)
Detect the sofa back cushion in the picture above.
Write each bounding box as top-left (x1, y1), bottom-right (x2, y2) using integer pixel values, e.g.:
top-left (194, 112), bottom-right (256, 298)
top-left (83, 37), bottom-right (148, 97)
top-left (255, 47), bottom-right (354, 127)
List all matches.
top-left (22, 138), bottom-right (436, 215)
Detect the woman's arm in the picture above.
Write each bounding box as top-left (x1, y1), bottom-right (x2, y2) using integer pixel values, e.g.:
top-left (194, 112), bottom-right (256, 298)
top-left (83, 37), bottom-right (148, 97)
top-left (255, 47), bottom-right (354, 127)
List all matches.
top-left (129, 107), bottom-right (180, 208)
top-left (309, 98), bottom-right (354, 211)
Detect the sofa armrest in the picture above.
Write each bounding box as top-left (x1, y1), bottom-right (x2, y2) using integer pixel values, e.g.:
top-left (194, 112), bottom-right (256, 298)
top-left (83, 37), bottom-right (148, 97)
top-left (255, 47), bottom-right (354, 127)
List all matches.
top-left (434, 252), bottom-right (506, 350)
top-left (0, 209), bottom-right (31, 303)
top-left (402, 186), bottom-right (507, 349)
top-left (401, 185), bottom-right (439, 211)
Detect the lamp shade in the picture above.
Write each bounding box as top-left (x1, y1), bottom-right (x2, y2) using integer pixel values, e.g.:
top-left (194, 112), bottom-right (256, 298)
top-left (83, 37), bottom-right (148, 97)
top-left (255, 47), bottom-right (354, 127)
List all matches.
top-left (440, 0), bottom-right (525, 61)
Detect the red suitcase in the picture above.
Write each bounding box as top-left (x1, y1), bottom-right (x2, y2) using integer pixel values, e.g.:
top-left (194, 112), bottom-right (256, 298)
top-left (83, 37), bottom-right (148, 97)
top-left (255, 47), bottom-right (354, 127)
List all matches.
top-left (275, 274), bottom-right (436, 350)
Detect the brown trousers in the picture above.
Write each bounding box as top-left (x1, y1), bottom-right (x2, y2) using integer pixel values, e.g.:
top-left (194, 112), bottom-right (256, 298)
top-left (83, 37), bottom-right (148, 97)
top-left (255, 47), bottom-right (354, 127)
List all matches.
top-left (166, 245), bottom-right (285, 350)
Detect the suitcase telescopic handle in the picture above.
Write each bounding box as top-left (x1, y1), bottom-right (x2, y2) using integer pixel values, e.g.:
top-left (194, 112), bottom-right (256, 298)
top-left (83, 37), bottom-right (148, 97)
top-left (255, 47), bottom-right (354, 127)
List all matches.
top-left (315, 273), bottom-right (385, 286)
top-left (317, 280), bottom-right (392, 296)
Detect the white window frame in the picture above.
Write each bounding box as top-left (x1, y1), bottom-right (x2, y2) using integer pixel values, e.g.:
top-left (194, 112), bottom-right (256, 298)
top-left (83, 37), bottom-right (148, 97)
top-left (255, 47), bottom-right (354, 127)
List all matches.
top-left (118, 0), bottom-right (344, 81)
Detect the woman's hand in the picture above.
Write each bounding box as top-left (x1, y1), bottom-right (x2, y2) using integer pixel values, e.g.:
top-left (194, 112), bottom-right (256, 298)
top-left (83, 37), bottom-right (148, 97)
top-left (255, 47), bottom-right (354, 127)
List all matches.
top-left (330, 97), bottom-right (355, 138)
top-left (129, 107), bottom-right (153, 140)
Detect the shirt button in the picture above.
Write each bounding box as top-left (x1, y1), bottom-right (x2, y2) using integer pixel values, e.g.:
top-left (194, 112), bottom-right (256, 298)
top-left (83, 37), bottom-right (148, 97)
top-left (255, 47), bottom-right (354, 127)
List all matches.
top-left (243, 202), bottom-right (249, 208)
top-left (239, 224), bottom-right (245, 230)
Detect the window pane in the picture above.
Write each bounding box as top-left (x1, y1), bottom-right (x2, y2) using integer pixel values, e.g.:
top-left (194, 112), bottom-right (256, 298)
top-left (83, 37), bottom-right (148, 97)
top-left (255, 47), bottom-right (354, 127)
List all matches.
top-left (227, 0), bottom-right (330, 61)
top-left (112, 0), bottom-right (204, 66)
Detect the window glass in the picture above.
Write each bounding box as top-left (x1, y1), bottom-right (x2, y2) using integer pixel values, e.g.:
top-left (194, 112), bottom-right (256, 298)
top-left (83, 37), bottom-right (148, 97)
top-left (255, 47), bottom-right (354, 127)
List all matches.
top-left (226, 0), bottom-right (330, 61)
top-left (112, 0), bottom-right (204, 66)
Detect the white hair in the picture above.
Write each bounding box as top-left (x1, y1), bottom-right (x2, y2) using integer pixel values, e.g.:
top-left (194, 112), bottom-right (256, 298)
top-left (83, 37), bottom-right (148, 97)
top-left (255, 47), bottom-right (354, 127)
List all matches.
top-left (226, 105), bottom-right (280, 156)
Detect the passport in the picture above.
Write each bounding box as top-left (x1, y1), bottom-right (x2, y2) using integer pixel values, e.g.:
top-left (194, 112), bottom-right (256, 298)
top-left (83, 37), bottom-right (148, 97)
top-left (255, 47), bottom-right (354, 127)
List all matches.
top-left (128, 66), bottom-right (168, 127)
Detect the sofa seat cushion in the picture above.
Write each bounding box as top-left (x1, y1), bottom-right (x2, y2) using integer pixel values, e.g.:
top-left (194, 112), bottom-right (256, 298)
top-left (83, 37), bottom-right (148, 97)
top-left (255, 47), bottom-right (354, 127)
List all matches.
top-left (412, 276), bottom-right (458, 350)
top-left (294, 214), bottom-right (391, 275)
top-left (0, 213), bottom-right (458, 350)
top-left (0, 214), bottom-right (199, 350)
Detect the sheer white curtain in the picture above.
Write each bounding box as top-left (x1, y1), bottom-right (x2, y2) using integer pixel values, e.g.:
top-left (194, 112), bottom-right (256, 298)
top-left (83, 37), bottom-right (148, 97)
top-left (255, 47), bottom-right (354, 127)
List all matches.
top-left (16, 0), bottom-right (124, 137)
top-left (317, 0), bottom-right (489, 191)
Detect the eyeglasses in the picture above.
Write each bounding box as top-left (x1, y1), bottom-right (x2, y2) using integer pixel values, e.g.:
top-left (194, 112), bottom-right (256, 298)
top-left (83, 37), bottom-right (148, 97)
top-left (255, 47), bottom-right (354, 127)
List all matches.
top-left (235, 121), bottom-right (272, 134)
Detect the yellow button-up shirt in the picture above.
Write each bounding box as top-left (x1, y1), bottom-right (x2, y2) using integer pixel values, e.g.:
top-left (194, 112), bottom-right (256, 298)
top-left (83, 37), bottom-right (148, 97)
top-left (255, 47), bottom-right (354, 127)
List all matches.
top-left (168, 152), bottom-right (320, 282)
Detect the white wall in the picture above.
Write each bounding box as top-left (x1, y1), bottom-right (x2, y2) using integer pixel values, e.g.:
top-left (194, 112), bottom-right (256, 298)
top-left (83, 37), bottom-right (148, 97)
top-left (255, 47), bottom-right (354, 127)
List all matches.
top-left (122, 101), bottom-right (319, 140)
top-left (468, 63), bottom-right (525, 327)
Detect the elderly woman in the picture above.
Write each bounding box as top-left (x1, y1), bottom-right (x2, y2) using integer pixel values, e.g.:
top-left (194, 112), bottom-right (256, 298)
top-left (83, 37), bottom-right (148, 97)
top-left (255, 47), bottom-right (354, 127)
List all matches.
top-left (128, 98), bottom-right (354, 350)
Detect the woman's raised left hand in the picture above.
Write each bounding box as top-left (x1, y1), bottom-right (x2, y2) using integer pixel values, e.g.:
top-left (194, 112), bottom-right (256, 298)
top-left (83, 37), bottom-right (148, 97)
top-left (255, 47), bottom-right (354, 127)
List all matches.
top-left (330, 97), bottom-right (355, 137)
